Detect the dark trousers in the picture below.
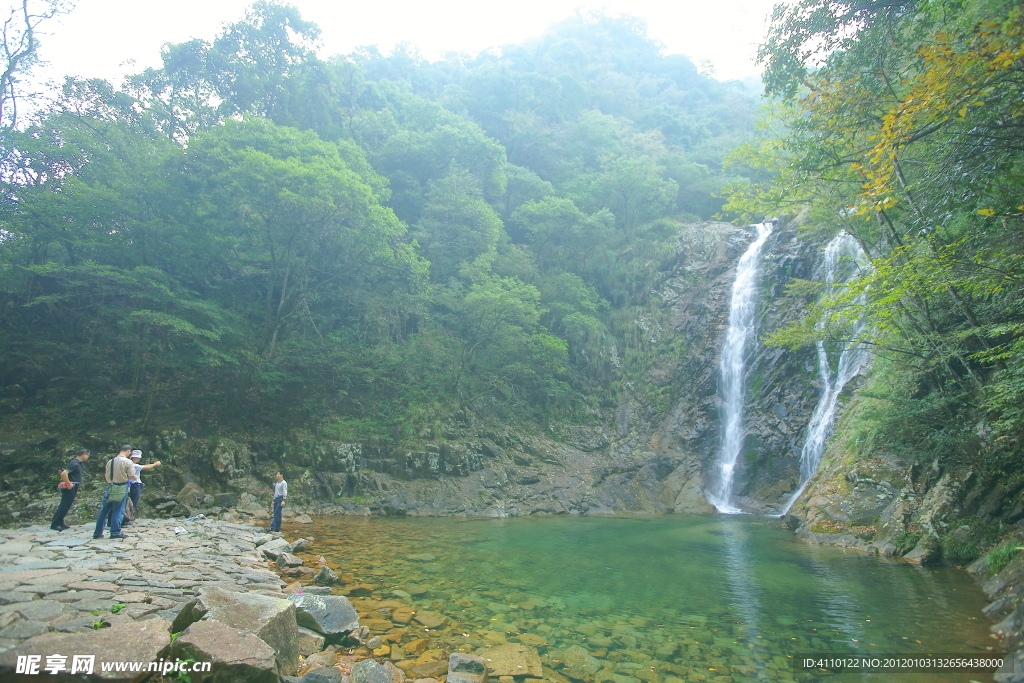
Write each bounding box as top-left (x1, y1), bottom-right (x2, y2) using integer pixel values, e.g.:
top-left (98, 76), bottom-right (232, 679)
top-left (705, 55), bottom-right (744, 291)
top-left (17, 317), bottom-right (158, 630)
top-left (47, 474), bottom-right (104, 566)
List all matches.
top-left (94, 484), bottom-right (128, 538)
top-left (270, 496), bottom-right (284, 531)
top-left (51, 486), bottom-right (78, 528)
top-left (127, 482), bottom-right (143, 519)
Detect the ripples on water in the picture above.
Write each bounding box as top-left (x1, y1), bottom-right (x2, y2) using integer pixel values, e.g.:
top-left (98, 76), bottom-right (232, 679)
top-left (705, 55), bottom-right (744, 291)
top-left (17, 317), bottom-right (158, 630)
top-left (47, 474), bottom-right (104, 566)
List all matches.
top-left (291, 515), bottom-right (995, 683)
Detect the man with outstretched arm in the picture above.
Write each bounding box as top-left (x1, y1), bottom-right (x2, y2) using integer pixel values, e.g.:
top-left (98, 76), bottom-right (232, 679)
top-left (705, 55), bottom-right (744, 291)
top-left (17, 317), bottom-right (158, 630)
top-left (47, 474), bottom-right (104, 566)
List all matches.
top-left (123, 449), bottom-right (161, 525)
top-left (50, 449), bottom-right (89, 531)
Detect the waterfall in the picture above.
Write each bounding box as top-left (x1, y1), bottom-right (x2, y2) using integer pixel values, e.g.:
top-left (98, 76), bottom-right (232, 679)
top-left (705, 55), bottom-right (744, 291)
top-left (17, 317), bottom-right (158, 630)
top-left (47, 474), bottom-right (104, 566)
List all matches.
top-left (708, 222), bottom-right (773, 513)
top-left (781, 232), bottom-right (871, 515)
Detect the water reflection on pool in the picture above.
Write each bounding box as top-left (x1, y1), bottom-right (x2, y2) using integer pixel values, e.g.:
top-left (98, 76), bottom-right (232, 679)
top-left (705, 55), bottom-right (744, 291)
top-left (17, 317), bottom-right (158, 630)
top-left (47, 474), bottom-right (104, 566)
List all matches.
top-left (292, 514), bottom-right (996, 683)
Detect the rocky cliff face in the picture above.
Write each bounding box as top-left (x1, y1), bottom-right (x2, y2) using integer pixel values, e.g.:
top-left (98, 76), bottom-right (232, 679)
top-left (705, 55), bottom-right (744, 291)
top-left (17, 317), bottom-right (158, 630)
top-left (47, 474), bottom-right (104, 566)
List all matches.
top-left (0, 220), bottom-right (834, 525)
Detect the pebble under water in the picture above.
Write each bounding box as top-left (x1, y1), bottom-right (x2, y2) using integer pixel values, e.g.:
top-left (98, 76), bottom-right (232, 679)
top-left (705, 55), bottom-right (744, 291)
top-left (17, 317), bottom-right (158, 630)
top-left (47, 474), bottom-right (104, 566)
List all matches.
top-left (295, 514), bottom-right (996, 683)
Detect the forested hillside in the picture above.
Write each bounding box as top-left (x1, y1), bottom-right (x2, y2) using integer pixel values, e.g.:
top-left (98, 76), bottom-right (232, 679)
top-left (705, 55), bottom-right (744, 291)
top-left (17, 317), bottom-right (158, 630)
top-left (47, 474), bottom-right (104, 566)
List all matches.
top-left (0, 4), bottom-right (757, 443)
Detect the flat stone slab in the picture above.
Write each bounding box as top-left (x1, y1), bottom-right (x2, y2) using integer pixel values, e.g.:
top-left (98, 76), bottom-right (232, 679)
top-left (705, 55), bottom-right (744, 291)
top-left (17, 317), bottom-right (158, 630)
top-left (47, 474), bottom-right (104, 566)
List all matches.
top-left (70, 599), bottom-right (117, 611)
top-left (15, 600), bottom-right (64, 621)
top-left (0, 619), bottom-right (50, 639)
top-left (479, 644), bottom-right (543, 678)
top-left (22, 572), bottom-right (89, 586)
top-left (0, 591), bottom-right (35, 605)
top-left (3, 560), bottom-right (75, 571)
top-left (67, 581), bottom-right (119, 592)
top-left (0, 543), bottom-right (33, 555)
top-left (50, 589), bottom-right (115, 602)
top-left (44, 537), bottom-right (92, 547)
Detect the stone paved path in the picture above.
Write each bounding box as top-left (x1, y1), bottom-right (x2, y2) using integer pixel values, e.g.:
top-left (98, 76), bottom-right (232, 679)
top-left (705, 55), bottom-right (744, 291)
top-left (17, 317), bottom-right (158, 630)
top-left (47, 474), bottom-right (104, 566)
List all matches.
top-left (0, 517), bottom-right (285, 654)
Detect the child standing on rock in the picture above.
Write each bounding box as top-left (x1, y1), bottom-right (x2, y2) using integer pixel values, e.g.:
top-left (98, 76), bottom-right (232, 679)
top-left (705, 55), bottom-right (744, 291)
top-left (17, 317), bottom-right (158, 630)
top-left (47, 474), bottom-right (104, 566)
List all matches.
top-left (269, 471), bottom-right (287, 532)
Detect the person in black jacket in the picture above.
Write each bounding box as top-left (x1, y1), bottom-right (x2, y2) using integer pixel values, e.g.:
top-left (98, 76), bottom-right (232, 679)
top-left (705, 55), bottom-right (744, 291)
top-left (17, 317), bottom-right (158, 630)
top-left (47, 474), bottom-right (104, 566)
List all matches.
top-left (50, 449), bottom-right (89, 531)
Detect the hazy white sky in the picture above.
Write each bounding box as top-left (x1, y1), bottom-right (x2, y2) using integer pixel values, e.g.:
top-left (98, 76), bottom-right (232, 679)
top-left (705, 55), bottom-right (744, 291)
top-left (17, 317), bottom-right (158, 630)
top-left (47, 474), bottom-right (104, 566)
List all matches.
top-left (28, 0), bottom-right (778, 87)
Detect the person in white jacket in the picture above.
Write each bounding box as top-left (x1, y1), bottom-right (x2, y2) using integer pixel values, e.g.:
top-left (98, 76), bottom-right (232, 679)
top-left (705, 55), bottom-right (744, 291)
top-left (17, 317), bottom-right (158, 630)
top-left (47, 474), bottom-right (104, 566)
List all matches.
top-left (269, 471), bottom-right (287, 532)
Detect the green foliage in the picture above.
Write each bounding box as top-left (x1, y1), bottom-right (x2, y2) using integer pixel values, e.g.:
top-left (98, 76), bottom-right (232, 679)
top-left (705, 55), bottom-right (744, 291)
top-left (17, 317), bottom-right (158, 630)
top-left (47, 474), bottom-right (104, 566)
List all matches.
top-left (0, 3), bottom-right (759, 443)
top-left (891, 531), bottom-right (921, 555)
top-left (744, 0), bottom-right (1024, 474)
top-left (941, 535), bottom-right (982, 565)
top-left (982, 542), bottom-right (1024, 576)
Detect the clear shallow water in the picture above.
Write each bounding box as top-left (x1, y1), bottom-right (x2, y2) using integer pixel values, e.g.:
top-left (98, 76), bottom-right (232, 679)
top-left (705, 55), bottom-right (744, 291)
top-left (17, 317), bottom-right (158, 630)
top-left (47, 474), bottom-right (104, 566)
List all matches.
top-left (298, 514), bottom-right (996, 683)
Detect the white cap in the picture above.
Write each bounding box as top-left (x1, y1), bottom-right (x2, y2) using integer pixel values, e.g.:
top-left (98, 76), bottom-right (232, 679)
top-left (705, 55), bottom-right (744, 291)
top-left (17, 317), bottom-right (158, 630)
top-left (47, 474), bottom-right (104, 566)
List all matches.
top-left (130, 450), bottom-right (142, 459)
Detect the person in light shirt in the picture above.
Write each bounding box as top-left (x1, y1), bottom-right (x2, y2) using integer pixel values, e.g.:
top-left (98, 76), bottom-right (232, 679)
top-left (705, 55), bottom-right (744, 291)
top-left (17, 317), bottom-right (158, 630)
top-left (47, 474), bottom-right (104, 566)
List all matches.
top-left (123, 450), bottom-right (161, 525)
top-left (269, 471), bottom-right (287, 532)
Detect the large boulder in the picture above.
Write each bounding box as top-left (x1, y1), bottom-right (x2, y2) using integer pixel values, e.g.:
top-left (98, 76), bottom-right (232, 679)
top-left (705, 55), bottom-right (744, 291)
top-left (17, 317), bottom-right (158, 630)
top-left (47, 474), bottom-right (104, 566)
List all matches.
top-left (0, 617), bottom-right (171, 681)
top-left (287, 594), bottom-right (359, 636)
top-left (447, 652), bottom-right (487, 683)
top-left (170, 618), bottom-right (278, 683)
top-left (176, 482), bottom-right (205, 508)
top-left (172, 585), bottom-right (299, 676)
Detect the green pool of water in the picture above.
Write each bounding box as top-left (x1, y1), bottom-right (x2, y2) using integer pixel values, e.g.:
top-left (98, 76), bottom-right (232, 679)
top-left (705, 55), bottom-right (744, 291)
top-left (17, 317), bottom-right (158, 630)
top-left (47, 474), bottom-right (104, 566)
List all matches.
top-left (300, 514), bottom-right (997, 683)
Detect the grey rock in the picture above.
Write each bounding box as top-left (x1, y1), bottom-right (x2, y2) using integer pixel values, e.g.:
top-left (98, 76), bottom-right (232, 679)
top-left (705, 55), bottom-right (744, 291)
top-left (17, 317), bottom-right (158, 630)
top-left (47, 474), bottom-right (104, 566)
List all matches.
top-left (70, 599), bottom-right (116, 612)
top-left (214, 492), bottom-right (239, 508)
top-left (253, 533), bottom-right (275, 546)
top-left (172, 584), bottom-right (299, 676)
top-left (0, 543), bottom-right (32, 555)
top-left (176, 482), bottom-right (205, 507)
top-left (384, 661), bottom-right (406, 683)
top-left (15, 600), bottom-right (63, 621)
top-left (302, 586), bottom-right (332, 595)
top-left (0, 618), bottom-right (41, 640)
top-left (314, 566), bottom-right (338, 584)
top-left (288, 594), bottom-right (359, 635)
top-left (0, 591), bottom-right (34, 606)
top-left (52, 616), bottom-right (105, 632)
top-left (297, 626), bottom-right (326, 656)
top-left (291, 537), bottom-right (312, 553)
top-left (352, 659), bottom-right (392, 683)
top-left (278, 552), bottom-right (304, 567)
top-left (170, 618), bottom-right (279, 683)
top-left (0, 561), bottom-right (71, 571)
top-left (303, 667), bottom-right (343, 683)
top-left (447, 653), bottom-right (486, 683)
top-left (261, 537), bottom-right (291, 558)
top-left (43, 537), bottom-right (91, 547)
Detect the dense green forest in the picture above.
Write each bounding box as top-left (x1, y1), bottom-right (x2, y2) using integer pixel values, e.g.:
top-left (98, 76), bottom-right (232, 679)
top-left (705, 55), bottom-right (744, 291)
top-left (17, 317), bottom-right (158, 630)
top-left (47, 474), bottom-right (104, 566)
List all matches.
top-left (0, 3), bottom-right (757, 442)
top-left (730, 0), bottom-right (1024, 474)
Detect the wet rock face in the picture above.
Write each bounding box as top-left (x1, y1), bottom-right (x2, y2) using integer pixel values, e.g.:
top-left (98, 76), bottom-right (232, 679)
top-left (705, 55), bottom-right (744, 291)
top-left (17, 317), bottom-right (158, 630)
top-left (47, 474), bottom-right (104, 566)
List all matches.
top-left (724, 228), bottom-right (822, 512)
